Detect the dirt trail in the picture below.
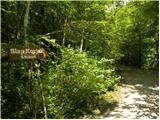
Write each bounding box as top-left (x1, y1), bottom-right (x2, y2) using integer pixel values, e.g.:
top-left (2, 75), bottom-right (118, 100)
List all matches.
top-left (99, 65), bottom-right (159, 119)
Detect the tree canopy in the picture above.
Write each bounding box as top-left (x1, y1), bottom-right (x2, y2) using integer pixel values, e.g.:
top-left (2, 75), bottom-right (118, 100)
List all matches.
top-left (1, 0), bottom-right (158, 119)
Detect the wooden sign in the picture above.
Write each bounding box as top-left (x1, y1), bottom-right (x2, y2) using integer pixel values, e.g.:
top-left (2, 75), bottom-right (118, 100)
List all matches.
top-left (9, 48), bottom-right (47, 60)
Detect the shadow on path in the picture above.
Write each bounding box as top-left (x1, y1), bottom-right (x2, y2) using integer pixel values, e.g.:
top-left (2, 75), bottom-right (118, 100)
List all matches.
top-left (98, 65), bottom-right (159, 119)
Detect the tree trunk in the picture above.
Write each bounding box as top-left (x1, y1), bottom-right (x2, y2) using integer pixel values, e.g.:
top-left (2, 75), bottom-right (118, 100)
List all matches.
top-left (80, 29), bottom-right (84, 52)
top-left (62, 18), bottom-right (67, 47)
top-left (68, 44), bottom-right (71, 48)
top-left (156, 32), bottom-right (159, 67)
top-left (16, 2), bottom-right (25, 41)
top-left (24, 1), bottom-right (31, 46)
top-left (138, 32), bottom-right (142, 68)
top-left (84, 41), bottom-right (88, 51)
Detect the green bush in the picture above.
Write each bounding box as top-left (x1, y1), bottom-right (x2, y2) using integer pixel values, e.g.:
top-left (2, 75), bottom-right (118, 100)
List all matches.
top-left (44, 48), bottom-right (121, 118)
top-left (142, 38), bottom-right (158, 70)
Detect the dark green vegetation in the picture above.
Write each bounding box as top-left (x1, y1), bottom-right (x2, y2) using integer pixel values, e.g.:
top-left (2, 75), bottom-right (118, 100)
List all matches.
top-left (1, 1), bottom-right (158, 119)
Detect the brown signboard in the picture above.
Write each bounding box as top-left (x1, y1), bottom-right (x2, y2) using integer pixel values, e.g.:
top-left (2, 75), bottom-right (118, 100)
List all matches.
top-left (9, 48), bottom-right (47, 60)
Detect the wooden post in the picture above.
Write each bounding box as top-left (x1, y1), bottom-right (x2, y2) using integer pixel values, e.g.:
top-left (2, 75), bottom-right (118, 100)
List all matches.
top-left (28, 61), bottom-right (36, 118)
top-left (37, 63), bottom-right (48, 119)
top-left (28, 61), bottom-right (33, 117)
top-left (23, 1), bottom-right (35, 117)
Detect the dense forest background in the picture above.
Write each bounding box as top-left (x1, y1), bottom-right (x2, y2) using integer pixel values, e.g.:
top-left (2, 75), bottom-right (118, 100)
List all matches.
top-left (1, 0), bottom-right (159, 119)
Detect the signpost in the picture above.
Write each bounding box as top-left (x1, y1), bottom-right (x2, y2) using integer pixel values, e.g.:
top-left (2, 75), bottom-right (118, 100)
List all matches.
top-left (9, 48), bottom-right (47, 60)
top-left (1, 44), bottom-right (48, 118)
top-left (1, 45), bottom-right (48, 61)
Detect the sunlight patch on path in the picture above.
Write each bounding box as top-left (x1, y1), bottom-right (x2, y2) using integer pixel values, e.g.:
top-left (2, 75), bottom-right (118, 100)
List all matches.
top-left (98, 66), bottom-right (159, 119)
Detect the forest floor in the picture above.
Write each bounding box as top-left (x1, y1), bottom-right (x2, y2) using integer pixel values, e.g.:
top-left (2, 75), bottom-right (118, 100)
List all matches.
top-left (97, 65), bottom-right (159, 119)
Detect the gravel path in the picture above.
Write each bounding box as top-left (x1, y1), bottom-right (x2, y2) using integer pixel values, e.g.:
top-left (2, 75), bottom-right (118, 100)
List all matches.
top-left (99, 66), bottom-right (159, 119)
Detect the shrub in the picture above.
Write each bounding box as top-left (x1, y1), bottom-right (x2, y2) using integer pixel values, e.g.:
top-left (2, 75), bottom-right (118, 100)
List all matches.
top-left (44, 48), bottom-right (121, 118)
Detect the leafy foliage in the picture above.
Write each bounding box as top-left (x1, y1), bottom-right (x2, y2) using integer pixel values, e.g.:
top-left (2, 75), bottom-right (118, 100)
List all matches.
top-left (1, 0), bottom-right (158, 119)
top-left (44, 48), bottom-right (121, 118)
top-left (110, 1), bottom-right (158, 69)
